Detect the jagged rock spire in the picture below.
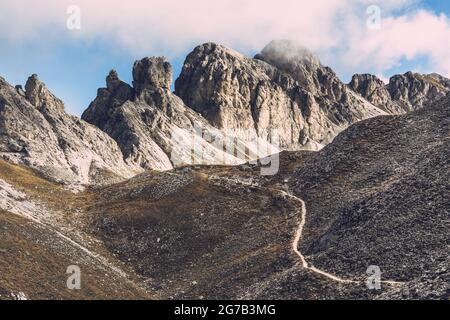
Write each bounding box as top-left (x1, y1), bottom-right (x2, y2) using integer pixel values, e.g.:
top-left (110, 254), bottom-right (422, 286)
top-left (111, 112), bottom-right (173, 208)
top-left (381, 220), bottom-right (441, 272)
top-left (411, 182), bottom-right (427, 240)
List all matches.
top-left (106, 69), bottom-right (121, 91)
top-left (24, 74), bottom-right (64, 111)
top-left (132, 57), bottom-right (172, 93)
top-left (81, 69), bottom-right (134, 129)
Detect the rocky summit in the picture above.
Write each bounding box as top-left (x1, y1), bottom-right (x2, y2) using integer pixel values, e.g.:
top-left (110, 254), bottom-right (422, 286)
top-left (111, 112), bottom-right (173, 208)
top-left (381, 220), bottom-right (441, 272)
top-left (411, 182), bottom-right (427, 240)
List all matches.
top-left (0, 40), bottom-right (448, 300)
top-left (175, 40), bottom-right (387, 151)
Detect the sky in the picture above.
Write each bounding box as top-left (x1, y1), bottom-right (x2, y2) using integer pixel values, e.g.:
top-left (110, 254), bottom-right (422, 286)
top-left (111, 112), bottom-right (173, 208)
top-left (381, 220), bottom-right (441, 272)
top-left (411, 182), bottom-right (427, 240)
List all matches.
top-left (0, 0), bottom-right (449, 116)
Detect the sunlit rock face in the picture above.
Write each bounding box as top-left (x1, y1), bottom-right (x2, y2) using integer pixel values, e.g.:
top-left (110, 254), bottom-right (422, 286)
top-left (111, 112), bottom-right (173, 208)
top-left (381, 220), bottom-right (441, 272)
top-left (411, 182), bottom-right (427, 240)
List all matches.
top-left (175, 40), bottom-right (387, 151)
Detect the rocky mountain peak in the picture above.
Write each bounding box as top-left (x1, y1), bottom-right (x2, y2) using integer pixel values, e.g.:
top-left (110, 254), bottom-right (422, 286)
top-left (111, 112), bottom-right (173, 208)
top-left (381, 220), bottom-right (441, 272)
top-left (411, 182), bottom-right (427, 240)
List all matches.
top-left (24, 74), bottom-right (64, 111)
top-left (132, 57), bottom-right (172, 93)
top-left (254, 40), bottom-right (324, 91)
top-left (254, 40), bottom-right (354, 105)
top-left (175, 41), bottom-right (386, 150)
top-left (349, 71), bottom-right (450, 113)
top-left (191, 42), bottom-right (248, 60)
top-left (0, 75), bottom-right (141, 185)
top-left (348, 73), bottom-right (386, 100)
top-left (347, 74), bottom-right (401, 113)
top-left (429, 73), bottom-right (450, 87)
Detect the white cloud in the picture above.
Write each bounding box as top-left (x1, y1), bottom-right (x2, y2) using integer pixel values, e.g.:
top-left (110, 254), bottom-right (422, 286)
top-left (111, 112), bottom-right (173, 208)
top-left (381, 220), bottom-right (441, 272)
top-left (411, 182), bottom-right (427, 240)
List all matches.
top-left (0, 0), bottom-right (449, 77)
top-left (344, 10), bottom-right (450, 77)
top-left (0, 0), bottom-right (347, 53)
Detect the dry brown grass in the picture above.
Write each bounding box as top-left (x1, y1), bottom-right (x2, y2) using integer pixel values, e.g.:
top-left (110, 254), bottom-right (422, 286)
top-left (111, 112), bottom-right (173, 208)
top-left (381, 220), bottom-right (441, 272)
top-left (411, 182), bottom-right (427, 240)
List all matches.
top-left (0, 209), bottom-right (147, 300)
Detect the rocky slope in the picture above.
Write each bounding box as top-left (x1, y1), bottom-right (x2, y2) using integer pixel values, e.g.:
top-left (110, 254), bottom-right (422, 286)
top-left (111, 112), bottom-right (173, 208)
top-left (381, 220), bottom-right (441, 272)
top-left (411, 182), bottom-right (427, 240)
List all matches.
top-left (349, 72), bottom-right (450, 113)
top-left (175, 40), bottom-right (387, 151)
top-left (81, 94), bottom-right (448, 300)
top-left (82, 58), bottom-right (278, 171)
top-left (0, 159), bottom-right (149, 300)
top-left (284, 93), bottom-right (449, 299)
top-left (0, 75), bottom-right (141, 185)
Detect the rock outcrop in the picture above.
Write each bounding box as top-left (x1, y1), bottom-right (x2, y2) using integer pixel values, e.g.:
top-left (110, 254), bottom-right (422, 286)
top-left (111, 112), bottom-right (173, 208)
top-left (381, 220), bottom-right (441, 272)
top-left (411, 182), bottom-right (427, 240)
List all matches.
top-left (81, 70), bottom-right (134, 129)
top-left (175, 40), bottom-right (387, 151)
top-left (0, 75), bottom-right (140, 185)
top-left (24, 74), bottom-right (65, 112)
top-left (349, 72), bottom-right (450, 113)
top-left (388, 71), bottom-right (449, 111)
top-left (348, 74), bottom-right (405, 114)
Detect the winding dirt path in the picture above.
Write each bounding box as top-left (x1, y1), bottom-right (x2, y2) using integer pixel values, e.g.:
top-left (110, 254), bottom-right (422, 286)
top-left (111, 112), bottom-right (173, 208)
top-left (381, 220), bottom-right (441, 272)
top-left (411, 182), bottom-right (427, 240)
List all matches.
top-left (210, 175), bottom-right (405, 287)
top-left (278, 189), bottom-right (404, 287)
top-left (280, 190), bottom-right (358, 284)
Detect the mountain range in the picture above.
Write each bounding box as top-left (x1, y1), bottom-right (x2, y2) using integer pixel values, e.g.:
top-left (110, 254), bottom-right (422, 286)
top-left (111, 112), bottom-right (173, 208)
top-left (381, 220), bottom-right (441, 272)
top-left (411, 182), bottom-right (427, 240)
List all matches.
top-left (0, 40), bottom-right (448, 300)
top-left (1, 40), bottom-right (448, 185)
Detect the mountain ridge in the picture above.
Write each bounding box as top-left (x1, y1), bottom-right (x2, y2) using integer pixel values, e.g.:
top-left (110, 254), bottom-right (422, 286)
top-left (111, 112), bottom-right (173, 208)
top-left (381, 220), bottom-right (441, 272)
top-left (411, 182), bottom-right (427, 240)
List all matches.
top-left (1, 39), bottom-right (449, 186)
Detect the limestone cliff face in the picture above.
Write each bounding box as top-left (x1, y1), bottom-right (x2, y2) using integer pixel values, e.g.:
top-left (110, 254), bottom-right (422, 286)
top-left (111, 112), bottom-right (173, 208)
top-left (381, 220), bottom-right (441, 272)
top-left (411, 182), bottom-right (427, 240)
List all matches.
top-left (0, 75), bottom-right (141, 185)
top-left (174, 42), bottom-right (306, 150)
top-left (83, 64), bottom-right (174, 171)
top-left (175, 40), bottom-right (387, 151)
